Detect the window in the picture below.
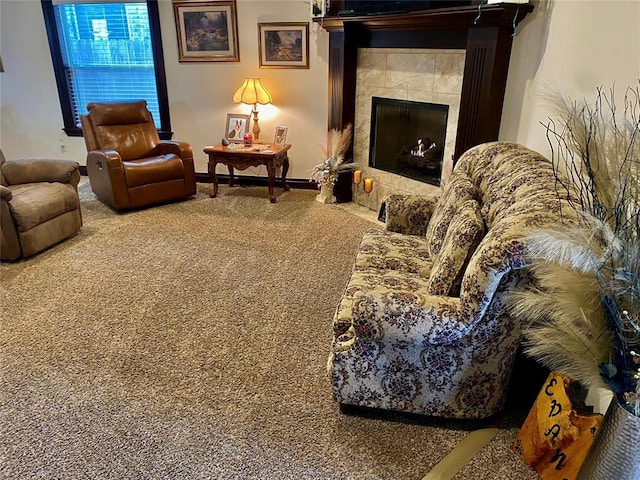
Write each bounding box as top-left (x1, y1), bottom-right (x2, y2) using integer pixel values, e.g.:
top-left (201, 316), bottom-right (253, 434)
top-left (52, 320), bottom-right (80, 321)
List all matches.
top-left (41, 0), bottom-right (172, 138)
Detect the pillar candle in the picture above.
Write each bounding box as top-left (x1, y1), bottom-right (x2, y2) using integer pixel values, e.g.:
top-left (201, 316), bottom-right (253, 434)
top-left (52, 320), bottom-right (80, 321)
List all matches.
top-left (353, 170), bottom-right (362, 184)
top-left (363, 178), bottom-right (373, 193)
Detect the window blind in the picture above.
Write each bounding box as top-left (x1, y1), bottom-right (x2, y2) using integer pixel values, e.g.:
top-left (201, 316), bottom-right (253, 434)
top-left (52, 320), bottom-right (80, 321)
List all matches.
top-left (53, 1), bottom-right (160, 128)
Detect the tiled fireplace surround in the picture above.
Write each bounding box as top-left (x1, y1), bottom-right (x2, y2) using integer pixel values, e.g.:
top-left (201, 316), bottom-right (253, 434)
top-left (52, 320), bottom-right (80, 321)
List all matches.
top-left (352, 48), bottom-right (465, 211)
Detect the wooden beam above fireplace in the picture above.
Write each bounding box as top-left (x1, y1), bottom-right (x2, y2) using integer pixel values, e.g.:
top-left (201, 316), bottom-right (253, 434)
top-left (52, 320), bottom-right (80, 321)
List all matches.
top-left (315, 3), bottom-right (534, 202)
top-left (317, 3), bottom-right (533, 32)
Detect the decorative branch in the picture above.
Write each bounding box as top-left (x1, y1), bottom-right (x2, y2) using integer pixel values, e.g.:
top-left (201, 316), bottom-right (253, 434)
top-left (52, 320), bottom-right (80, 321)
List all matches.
top-left (510, 82), bottom-right (640, 415)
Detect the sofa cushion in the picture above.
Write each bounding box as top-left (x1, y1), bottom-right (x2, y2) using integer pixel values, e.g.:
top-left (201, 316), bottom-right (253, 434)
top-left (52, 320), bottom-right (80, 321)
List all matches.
top-left (482, 157), bottom-right (557, 226)
top-left (332, 267), bottom-right (434, 339)
top-left (355, 228), bottom-right (433, 278)
top-left (2, 158), bottom-right (80, 185)
top-left (7, 182), bottom-right (80, 232)
top-left (459, 142), bottom-right (529, 198)
top-left (123, 155), bottom-right (185, 187)
top-left (383, 194), bottom-right (439, 236)
top-left (424, 174), bottom-right (478, 257)
top-left (87, 100), bottom-right (150, 125)
top-left (458, 207), bottom-right (572, 324)
top-left (427, 199), bottom-right (484, 296)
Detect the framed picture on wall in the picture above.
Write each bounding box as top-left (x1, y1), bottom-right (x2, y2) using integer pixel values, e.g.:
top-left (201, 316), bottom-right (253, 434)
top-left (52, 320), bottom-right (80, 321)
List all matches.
top-left (224, 113), bottom-right (250, 142)
top-left (311, 0), bottom-right (325, 18)
top-left (258, 22), bottom-right (309, 69)
top-left (274, 126), bottom-right (288, 145)
top-left (173, 1), bottom-right (239, 62)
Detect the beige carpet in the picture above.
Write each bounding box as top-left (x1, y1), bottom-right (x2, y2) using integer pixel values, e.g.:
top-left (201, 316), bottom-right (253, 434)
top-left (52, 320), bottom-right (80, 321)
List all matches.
top-left (0, 181), bottom-right (538, 479)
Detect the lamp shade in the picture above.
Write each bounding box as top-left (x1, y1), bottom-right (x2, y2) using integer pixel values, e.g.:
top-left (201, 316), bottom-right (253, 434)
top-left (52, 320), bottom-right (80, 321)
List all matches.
top-left (232, 78), bottom-right (272, 105)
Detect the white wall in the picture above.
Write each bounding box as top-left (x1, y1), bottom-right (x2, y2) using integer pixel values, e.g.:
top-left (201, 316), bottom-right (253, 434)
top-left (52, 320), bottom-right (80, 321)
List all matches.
top-left (501, 0), bottom-right (640, 156)
top-left (0, 0), bottom-right (329, 180)
top-left (1, 0), bottom-right (639, 180)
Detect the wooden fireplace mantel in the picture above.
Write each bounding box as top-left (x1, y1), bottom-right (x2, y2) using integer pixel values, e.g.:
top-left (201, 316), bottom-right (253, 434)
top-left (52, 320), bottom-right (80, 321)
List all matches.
top-left (315, 2), bottom-right (534, 202)
top-left (317, 3), bottom-right (533, 32)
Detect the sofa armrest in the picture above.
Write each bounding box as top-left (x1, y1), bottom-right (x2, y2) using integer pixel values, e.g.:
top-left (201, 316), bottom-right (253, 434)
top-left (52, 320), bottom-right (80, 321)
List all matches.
top-left (0, 185), bottom-right (12, 200)
top-left (87, 150), bottom-right (130, 209)
top-left (336, 290), bottom-right (468, 349)
top-left (383, 194), bottom-right (439, 236)
top-left (2, 158), bottom-right (80, 185)
top-left (155, 141), bottom-right (194, 160)
top-left (87, 150), bottom-right (126, 176)
top-left (155, 141), bottom-right (196, 195)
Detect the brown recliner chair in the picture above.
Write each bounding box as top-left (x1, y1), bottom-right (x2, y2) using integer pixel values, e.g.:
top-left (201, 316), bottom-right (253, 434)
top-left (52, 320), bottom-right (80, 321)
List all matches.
top-left (80, 100), bottom-right (196, 210)
top-left (1, 149), bottom-right (82, 260)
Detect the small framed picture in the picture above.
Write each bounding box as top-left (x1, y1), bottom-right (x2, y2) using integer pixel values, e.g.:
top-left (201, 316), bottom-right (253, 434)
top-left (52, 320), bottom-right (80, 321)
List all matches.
top-left (274, 126), bottom-right (288, 145)
top-left (258, 22), bottom-right (309, 69)
top-left (311, 0), bottom-right (325, 18)
top-left (173, 1), bottom-right (240, 62)
top-left (224, 113), bottom-right (250, 142)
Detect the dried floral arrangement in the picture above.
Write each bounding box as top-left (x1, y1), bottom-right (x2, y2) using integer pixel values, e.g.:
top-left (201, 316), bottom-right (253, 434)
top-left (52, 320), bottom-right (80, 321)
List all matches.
top-left (310, 124), bottom-right (356, 188)
top-left (508, 83), bottom-right (640, 415)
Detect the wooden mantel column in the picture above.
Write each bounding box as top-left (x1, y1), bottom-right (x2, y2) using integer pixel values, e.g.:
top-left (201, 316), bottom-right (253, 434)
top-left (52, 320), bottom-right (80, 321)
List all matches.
top-left (315, 3), bottom-right (534, 202)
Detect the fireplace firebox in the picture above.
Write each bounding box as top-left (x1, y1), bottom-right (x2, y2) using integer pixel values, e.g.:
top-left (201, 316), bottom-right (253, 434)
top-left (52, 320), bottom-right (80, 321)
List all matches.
top-left (369, 97), bottom-right (448, 186)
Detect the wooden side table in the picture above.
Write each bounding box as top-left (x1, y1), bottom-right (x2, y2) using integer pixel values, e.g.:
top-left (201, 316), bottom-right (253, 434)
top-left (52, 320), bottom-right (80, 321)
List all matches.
top-left (203, 143), bottom-right (291, 203)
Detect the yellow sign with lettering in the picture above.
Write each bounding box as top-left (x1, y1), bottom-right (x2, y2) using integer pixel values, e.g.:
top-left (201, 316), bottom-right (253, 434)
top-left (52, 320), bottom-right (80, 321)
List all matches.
top-left (513, 372), bottom-right (603, 480)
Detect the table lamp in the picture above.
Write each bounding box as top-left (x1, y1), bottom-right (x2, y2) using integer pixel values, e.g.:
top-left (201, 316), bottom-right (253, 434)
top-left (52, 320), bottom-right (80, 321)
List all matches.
top-left (232, 78), bottom-right (272, 142)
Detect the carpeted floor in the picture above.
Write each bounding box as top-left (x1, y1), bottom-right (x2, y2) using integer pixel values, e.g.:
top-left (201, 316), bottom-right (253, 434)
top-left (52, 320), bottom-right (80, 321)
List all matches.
top-left (0, 181), bottom-right (539, 479)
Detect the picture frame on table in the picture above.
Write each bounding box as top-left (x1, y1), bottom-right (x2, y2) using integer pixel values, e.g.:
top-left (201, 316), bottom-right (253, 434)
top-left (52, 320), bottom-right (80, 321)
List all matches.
top-left (274, 126), bottom-right (288, 146)
top-left (224, 113), bottom-right (250, 142)
top-left (173, 1), bottom-right (239, 62)
top-left (258, 22), bottom-right (309, 69)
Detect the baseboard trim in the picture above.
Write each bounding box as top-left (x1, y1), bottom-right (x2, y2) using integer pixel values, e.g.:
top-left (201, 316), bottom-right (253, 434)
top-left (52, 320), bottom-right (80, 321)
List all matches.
top-left (194, 172), bottom-right (317, 190)
top-left (78, 167), bottom-right (318, 191)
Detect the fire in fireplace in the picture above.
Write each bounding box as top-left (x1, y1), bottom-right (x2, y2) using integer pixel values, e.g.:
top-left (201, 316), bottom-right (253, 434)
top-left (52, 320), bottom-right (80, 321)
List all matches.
top-left (369, 97), bottom-right (449, 186)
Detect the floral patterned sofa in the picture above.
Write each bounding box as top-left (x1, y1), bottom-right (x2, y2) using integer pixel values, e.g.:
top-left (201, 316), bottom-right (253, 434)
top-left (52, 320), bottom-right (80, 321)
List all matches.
top-left (328, 141), bottom-right (578, 419)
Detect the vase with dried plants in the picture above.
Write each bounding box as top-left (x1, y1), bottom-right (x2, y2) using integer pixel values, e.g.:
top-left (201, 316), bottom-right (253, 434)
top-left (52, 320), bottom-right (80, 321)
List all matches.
top-left (507, 83), bottom-right (640, 479)
top-left (310, 124), bottom-right (356, 204)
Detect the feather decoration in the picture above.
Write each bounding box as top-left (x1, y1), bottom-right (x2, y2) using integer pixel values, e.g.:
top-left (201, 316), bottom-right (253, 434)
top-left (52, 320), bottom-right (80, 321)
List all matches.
top-left (310, 124), bottom-right (356, 187)
top-left (508, 83), bottom-right (640, 415)
top-left (511, 232), bottom-right (613, 389)
top-left (525, 213), bottom-right (623, 274)
top-left (320, 123), bottom-right (353, 162)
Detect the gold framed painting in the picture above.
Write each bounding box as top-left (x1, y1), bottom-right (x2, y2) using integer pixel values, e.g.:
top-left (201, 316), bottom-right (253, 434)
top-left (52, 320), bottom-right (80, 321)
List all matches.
top-left (258, 22), bottom-right (309, 69)
top-left (173, 1), bottom-right (239, 62)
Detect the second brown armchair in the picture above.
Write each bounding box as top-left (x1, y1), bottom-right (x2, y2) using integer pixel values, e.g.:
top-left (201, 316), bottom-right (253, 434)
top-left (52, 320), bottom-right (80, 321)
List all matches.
top-left (80, 100), bottom-right (196, 210)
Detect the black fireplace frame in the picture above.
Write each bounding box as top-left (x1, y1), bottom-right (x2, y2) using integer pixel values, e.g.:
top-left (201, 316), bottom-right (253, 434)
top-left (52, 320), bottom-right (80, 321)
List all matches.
top-left (369, 96), bottom-right (449, 186)
top-left (315, 2), bottom-right (534, 202)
